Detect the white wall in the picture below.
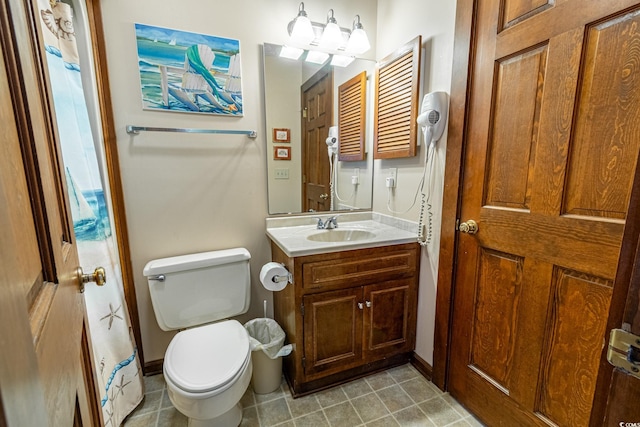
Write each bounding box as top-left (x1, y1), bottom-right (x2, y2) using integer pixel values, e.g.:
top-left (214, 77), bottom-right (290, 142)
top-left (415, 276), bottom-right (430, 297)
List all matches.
top-left (99, 0), bottom-right (377, 363)
top-left (375, 0), bottom-right (457, 365)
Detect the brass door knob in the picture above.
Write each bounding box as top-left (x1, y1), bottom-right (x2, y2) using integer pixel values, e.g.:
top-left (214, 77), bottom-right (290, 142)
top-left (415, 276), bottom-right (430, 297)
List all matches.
top-left (459, 219), bottom-right (478, 234)
top-left (77, 266), bottom-right (106, 293)
top-left (319, 193), bottom-right (329, 200)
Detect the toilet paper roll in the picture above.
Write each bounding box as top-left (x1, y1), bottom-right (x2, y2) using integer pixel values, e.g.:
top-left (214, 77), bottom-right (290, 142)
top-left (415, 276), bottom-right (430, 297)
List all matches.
top-left (260, 262), bottom-right (289, 292)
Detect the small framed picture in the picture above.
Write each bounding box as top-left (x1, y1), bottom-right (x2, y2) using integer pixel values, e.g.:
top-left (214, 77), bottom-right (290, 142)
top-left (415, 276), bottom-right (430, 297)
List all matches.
top-left (273, 128), bottom-right (291, 143)
top-left (273, 146), bottom-right (291, 160)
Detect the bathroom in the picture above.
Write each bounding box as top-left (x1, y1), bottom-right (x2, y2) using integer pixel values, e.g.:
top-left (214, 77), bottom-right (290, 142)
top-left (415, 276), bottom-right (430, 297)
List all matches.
top-left (2, 0), bottom-right (640, 426)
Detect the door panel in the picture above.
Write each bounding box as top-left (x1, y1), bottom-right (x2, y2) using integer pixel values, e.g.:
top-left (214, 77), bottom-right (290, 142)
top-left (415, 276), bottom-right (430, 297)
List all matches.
top-left (1, 0), bottom-right (90, 424)
top-left (303, 289), bottom-right (363, 379)
top-left (364, 280), bottom-right (415, 357)
top-left (302, 67), bottom-right (332, 212)
top-left (450, 1), bottom-right (640, 425)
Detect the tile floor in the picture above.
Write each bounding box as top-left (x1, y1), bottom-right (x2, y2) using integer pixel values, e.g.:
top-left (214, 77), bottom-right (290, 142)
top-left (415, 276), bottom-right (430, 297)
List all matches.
top-left (124, 364), bottom-right (484, 427)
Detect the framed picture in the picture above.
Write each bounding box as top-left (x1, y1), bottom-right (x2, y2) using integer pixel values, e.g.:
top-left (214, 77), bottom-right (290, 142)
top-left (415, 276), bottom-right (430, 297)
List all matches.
top-left (134, 23), bottom-right (243, 116)
top-left (273, 128), bottom-right (291, 143)
top-left (274, 146), bottom-right (291, 160)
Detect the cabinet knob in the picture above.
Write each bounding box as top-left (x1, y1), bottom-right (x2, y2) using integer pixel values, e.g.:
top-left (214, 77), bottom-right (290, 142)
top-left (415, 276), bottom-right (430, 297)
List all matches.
top-left (365, 301), bottom-right (371, 308)
top-left (358, 302), bottom-right (364, 310)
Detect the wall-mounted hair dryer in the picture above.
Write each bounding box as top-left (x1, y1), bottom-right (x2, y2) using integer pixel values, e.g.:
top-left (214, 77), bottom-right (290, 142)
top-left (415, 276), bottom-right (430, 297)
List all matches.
top-left (417, 91), bottom-right (449, 146)
top-left (326, 125), bottom-right (338, 157)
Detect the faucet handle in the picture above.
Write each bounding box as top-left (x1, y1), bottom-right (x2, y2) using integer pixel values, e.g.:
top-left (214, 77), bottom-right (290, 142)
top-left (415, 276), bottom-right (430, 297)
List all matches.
top-left (313, 217), bottom-right (324, 229)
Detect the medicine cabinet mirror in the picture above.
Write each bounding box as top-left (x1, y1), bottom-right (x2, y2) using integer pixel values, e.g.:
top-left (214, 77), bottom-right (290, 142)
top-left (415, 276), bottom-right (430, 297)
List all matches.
top-left (263, 42), bottom-right (376, 215)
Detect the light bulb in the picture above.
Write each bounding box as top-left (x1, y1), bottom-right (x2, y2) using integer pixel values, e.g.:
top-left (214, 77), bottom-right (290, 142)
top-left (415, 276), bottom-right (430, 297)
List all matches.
top-left (290, 15), bottom-right (314, 45)
top-left (346, 16), bottom-right (370, 54)
top-left (319, 9), bottom-right (343, 50)
top-left (346, 28), bottom-right (370, 54)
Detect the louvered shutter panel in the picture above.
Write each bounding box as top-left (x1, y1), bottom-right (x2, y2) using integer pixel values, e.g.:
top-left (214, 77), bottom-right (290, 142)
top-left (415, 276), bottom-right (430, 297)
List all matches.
top-left (374, 36), bottom-right (422, 159)
top-left (338, 71), bottom-right (367, 161)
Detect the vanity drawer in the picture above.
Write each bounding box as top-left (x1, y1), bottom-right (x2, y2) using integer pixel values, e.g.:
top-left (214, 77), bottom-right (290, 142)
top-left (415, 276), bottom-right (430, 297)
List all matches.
top-left (302, 247), bottom-right (417, 292)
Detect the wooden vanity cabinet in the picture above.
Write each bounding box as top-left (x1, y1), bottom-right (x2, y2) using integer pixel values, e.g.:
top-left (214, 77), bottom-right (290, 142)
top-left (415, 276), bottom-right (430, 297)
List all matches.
top-left (270, 242), bottom-right (420, 396)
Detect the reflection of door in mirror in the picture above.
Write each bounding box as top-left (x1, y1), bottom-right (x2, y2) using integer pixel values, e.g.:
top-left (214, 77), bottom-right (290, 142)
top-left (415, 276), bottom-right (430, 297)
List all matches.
top-left (302, 65), bottom-right (333, 212)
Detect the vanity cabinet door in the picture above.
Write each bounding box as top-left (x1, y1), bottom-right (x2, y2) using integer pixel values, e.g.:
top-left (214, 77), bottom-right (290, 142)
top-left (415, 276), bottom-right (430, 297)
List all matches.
top-left (302, 288), bottom-right (363, 379)
top-left (363, 279), bottom-right (417, 360)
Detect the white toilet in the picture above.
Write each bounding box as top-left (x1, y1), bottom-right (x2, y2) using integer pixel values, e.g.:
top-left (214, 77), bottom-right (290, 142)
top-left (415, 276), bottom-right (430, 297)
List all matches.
top-left (143, 248), bottom-right (253, 427)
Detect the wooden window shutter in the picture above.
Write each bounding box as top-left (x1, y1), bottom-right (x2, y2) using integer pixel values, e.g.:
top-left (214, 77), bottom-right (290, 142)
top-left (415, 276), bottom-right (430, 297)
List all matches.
top-left (338, 71), bottom-right (367, 161)
top-left (374, 36), bottom-right (422, 159)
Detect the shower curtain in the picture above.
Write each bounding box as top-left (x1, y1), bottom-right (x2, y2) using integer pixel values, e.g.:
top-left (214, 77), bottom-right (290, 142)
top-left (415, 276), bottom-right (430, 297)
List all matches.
top-left (38, 1), bottom-right (143, 425)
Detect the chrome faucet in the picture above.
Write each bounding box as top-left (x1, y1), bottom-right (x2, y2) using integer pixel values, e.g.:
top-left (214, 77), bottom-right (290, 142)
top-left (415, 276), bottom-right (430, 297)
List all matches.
top-left (315, 215), bottom-right (339, 230)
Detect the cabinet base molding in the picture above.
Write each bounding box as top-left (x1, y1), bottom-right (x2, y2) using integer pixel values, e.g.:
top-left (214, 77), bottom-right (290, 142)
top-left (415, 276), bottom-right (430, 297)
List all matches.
top-left (285, 352), bottom-right (412, 398)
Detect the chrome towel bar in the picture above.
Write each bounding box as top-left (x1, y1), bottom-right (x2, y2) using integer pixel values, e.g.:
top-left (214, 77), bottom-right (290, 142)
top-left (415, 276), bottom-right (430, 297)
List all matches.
top-left (126, 125), bottom-right (257, 138)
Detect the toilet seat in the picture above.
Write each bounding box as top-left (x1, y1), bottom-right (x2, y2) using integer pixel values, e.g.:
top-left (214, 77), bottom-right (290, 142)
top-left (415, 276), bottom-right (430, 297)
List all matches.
top-left (164, 320), bottom-right (250, 394)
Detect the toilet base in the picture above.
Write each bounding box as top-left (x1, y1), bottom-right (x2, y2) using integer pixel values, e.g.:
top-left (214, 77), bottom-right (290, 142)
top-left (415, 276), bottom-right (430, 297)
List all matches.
top-left (187, 402), bottom-right (242, 427)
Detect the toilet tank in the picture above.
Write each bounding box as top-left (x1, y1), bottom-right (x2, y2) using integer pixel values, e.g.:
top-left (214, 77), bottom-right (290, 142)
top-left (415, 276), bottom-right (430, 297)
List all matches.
top-left (143, 248), bottom-right (251, 331)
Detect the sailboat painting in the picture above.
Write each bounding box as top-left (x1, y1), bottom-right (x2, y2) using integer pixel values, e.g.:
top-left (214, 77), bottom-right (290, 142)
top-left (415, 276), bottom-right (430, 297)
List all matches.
top-left (134, 23), bottom-right (243, 116)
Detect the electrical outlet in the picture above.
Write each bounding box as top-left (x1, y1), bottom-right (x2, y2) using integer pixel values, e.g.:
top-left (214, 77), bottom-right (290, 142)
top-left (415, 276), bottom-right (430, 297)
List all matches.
top-left (351, 168), bottom-right (360, 185)
top-left (388, 168), bottom-right (397, 187)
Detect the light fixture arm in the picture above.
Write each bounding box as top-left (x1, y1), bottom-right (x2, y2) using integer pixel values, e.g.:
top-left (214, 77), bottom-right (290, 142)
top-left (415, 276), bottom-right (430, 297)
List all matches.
top-left (326, 9), bottom-right (337, 25)
top-left (352, 15), bottom-right (364, 30)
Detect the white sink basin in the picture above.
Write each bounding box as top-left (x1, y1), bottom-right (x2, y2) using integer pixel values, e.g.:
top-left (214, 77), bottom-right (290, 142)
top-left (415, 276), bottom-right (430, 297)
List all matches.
top-left (266, 213), bottom-right (418, 256)
top-left (306, 229), bottom-right (376, 242)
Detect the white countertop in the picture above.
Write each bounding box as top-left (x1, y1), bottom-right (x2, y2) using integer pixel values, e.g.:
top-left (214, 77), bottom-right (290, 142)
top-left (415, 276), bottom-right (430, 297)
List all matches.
top-left (266, 212), bottom-right (419, 257)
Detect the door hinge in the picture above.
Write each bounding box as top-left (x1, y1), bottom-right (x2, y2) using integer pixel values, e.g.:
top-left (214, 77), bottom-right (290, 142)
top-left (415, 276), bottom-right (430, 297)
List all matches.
top-left (302, 107), bottom-right (308, 118)
top-left (301, 302), bottom-right (304, 317)
top-left (302, 357), bottom-right (306, 369)
top-left (607, 328), bottom-right (640, 380)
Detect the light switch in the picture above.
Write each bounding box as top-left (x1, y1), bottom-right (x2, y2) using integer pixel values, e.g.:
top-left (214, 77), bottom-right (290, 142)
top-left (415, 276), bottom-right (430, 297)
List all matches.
top-left (275, 168), bottom-right (289, 179)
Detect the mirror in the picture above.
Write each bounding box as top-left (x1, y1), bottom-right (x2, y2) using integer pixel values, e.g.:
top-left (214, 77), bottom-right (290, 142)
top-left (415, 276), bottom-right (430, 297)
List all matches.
top-left (263, 43), bottom-right (376, 215)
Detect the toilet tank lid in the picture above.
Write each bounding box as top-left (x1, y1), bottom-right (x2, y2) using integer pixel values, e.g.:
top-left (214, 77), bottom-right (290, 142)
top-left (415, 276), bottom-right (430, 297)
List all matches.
top-left (143, 248), bottom-right (250, 276)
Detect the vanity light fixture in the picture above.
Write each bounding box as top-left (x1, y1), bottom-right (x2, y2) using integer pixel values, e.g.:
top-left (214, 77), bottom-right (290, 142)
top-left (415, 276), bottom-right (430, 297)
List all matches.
top-left (318, 9), bottom-right (343, 50)
top-left (305, 50), bottom-right (330, 65)
top-left (330, 54), bottom-right (355, 67)
top-left (286, 2), bottom-right (370, 55)
top-left (279, 45), bottom-right (304, 60)
top-left (345, 15), bottom-right (370, 55)
top-left (288, 2), bottom-right (315, 45)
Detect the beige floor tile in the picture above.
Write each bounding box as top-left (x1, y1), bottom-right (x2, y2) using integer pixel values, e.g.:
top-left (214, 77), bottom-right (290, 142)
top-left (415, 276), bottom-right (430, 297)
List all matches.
top-left (364, 371), bottom-right (397, 391)
top-left (365, 415), bottom-right (400, 427)
top-left (156, 407), bottom-right (187, 427)
top-left (376, 384), bottom-right (415, 413)
top-left (420, 397), bottom-right (464, 426)
top-left (128, 364), bottom-right (474, 427)
top-left (286, 393), bottom-right (320, 418)
top-left (400, 377), bottom-right (440, 404)
top-left (342, 378), bottom-right (374, 399)
top-left (240, 406), bottom-right (260, 427)
top-left (315, 386), bottom-right (348, 408)
top-left (123, 411), bottom-right (157, 427)
top-left (393, 405), bottom-right (435, 427)
top-left (257, 397), bottom-right (292, 426)
top-left (323, 401), bottom-right (363, 426)
top-left (387, 364), bottom-right (420, 383)
top-left (351, 392), bottom-right (390, 423)
top-left (293, 410), bottom-right (330, 427)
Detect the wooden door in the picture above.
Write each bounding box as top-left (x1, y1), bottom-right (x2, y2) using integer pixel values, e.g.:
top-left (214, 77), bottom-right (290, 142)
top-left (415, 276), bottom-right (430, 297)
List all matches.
top-left (449, 1), bottom-right (640, 426)
top-left (303, 288), bottom-right (363, 379)
top-left (301, 66), bottom-right (332, 212)
top-left (0, 0), bottom-right (93, 425)
top-left (363, 280), bottom-right (416, 359)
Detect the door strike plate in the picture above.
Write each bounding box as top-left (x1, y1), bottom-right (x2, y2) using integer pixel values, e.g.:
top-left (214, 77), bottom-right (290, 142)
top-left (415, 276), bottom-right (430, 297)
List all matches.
top-left (607, 329), bottom-right (640, 380)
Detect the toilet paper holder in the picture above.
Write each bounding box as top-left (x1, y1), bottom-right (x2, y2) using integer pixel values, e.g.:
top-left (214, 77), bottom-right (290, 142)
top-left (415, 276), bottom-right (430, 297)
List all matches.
top-left (272, 269), bottom-right (292, 284)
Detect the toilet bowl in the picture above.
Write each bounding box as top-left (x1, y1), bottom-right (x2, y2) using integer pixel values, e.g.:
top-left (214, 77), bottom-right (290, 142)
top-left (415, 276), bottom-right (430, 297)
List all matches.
top-left (163, 320), bottom-right (252, 427)
top-left (144, 248), bottom-right (253, 427)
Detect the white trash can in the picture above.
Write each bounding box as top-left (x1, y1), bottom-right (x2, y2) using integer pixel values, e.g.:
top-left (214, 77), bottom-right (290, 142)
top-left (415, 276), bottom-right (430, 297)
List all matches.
top-left (244, 318), bottom-right (292, 394)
